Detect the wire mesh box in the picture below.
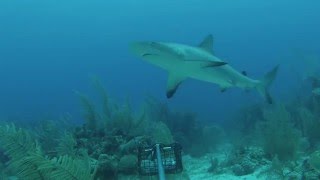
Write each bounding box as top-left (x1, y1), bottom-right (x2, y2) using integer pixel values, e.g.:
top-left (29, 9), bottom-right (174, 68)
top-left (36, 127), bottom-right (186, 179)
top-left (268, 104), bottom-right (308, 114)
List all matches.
top-left (138, 143), bottom-right (183, 176)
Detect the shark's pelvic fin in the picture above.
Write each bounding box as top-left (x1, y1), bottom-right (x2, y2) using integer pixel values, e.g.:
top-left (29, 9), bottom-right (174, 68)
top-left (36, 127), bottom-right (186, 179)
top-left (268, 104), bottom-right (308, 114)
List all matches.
top-left (242, 71), bottom-right (247, 76)
top-left (198, 34), bottom-right (214, 54)
top-left (166, 73), bottom-right (186, 98)
top-left (220, 87), bottom-right (228, 93)
top-left (220, 84), bottom-right (232, 93)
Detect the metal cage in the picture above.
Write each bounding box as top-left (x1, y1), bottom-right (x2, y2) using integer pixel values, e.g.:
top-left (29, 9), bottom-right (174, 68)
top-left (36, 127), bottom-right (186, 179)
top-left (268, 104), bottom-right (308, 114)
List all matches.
top-left (138, 143), bottom-right (183, 176)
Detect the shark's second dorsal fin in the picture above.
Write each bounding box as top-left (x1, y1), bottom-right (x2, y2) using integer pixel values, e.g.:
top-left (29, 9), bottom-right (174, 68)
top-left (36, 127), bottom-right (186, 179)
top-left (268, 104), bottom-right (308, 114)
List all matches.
top-left (198, 34), bottom-right (214, 54)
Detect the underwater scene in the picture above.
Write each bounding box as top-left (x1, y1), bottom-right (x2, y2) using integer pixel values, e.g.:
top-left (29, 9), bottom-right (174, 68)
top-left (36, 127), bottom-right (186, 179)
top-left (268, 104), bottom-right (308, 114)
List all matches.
top-left (1, 0), bottom-right (320, 179)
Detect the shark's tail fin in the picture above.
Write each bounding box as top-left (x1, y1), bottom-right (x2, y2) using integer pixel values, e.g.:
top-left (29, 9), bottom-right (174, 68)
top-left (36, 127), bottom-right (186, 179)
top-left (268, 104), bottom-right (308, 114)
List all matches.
top-left (256, 65), bottom-right (279, 104)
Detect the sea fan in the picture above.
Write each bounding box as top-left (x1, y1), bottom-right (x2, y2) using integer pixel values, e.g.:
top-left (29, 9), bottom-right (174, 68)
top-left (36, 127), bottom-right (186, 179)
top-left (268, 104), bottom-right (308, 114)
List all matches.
top-left (0, 123), bottom-right (96, 180)
top-left (0, 123), bottom-right (45, 179)
top-left (33, 154), bottom-right (95, 180)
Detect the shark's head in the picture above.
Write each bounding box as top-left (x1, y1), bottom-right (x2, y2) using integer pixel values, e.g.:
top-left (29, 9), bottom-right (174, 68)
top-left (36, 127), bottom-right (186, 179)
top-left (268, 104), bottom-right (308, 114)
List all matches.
top-left (130, 41), bottom-right (157, 58)
top-left (129, 39), bottom-right (228, 71)
top-left (129, 41), bottom-right (181, 61)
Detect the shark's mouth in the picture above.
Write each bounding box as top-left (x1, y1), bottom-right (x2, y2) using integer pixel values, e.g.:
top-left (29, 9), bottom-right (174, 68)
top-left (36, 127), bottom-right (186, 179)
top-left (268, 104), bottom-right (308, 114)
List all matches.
top-left (142, 53), bottom-right (157, 57)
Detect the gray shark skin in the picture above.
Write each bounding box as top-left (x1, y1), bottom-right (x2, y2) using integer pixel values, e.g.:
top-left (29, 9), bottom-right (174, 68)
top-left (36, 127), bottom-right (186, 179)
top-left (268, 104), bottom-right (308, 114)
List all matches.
top-left (129, 35), bottom-right (278, 104)
top-left (312, 88), bottom-right (320, 96)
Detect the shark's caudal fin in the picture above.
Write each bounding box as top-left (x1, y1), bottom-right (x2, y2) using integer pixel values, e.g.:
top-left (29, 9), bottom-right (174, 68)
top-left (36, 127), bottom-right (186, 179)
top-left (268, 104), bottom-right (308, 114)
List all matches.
top-left (256, 65), bottom-right (279, 104)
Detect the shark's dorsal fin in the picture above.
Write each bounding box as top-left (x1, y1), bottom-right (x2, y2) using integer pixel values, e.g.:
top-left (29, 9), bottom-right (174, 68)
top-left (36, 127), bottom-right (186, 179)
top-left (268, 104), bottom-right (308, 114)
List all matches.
top-left (166, 73), bottom-right (186, 98)
top-left (198, 34), bottom-right (214, 54)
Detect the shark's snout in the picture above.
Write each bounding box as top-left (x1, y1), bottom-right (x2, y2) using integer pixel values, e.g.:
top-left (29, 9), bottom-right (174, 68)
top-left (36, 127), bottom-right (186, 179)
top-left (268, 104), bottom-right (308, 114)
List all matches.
top-left (129, 41), bottom-right (163, 59)
top-left (129, 42), bottom-right (146, 56)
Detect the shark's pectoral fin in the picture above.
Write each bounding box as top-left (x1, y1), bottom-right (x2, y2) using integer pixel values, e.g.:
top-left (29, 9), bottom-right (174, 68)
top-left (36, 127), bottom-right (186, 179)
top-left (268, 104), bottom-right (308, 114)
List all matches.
top-left (166, 73), bottom-right (186, 98)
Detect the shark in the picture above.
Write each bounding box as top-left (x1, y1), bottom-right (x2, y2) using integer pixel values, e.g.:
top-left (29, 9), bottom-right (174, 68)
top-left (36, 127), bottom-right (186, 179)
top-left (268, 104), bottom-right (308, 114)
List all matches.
top-left (129, 35), bottom-right (279, 104)
top-left (312, 88), bottom-right (320, 96)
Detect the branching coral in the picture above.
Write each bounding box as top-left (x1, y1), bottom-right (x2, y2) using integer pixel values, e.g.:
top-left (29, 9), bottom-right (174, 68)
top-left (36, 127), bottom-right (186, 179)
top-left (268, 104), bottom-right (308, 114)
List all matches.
top-left (34, 119), bottom-right (64, 156)
top-left (150, 121), bottom-right (174, 144)
top-left (76, 77), bottom-right (150, 138)
top-left (75, 91), bottom-right (100, 132)
top-left (309, 150), bottom-right (320, 172)
top-left (91, 75), bottom-right (112, 121)
top-left (257, 104), bottom-right (301, 162)
top-left (144, 97), bottom-right (226, 157)
top-left (297, 107), bottom-right (320, 148)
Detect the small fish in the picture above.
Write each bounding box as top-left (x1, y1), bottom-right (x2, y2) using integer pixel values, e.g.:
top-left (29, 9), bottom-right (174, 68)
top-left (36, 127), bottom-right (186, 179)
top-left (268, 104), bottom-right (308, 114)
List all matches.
top-left (312, 88), bottom-right (320, 96)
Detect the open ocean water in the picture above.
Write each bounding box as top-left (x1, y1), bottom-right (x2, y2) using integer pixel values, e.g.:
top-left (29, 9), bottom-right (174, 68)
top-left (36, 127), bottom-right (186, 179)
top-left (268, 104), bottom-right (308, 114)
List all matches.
top-left (0, 0), bottom-right (320, 179)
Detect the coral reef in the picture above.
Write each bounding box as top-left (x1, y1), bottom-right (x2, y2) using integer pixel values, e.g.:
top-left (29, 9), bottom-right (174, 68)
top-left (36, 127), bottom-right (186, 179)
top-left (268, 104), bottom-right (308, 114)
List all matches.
top-left (257, 104), bottom-right (301, 162)
top-left (0, 124), bottom-right (96, 180)
top-left (144, 97), bottom-right (226, 157)
top-left (2, 72), bottom-right (320, 179)
top-left (222, 146), bottom-right (267, 176)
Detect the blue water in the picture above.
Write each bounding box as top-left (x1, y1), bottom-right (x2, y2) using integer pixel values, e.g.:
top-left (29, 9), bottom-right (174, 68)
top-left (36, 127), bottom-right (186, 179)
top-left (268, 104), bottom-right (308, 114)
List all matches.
top-left (0, 0), bottom-right (319, 122)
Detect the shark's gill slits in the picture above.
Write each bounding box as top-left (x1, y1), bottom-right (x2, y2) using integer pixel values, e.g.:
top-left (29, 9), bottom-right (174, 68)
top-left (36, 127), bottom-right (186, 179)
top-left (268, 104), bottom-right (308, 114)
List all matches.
top-left (150, 42), bottom-right (171, 52)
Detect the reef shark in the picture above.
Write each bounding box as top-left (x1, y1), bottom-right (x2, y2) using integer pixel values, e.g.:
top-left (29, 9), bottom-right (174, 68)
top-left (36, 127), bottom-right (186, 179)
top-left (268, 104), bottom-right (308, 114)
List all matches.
top-left (312, 87), bottom-right (320, 96)
top-left (130, 35), bottom-right (279, 103)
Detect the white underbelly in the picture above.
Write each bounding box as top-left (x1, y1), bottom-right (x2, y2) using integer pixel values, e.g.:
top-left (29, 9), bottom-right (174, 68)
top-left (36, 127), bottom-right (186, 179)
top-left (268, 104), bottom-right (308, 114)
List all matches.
top-left (189, 65), bottom-right (258, 89)
top-left (190, 67), bottom-right (232, 85)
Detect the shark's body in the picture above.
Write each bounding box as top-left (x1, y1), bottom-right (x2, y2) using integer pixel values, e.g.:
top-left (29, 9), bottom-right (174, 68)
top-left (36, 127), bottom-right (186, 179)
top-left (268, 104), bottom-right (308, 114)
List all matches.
top-left (312, 88), bottom-right (320, 96)
top-left (130, 35), bottom-right (278, 103)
